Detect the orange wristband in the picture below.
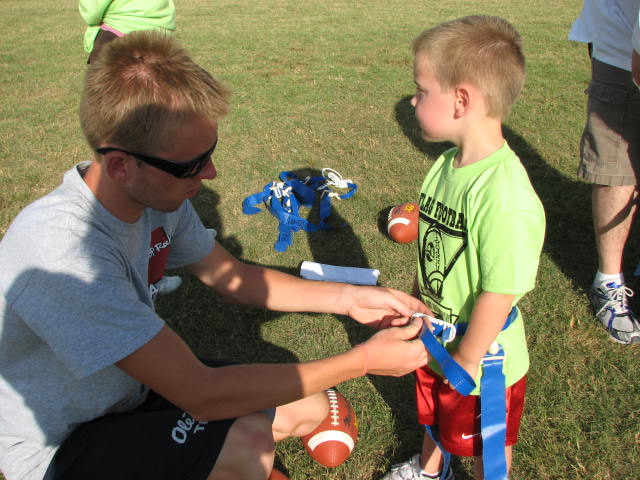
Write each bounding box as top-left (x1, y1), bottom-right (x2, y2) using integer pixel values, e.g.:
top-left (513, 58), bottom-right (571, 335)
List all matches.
top-left (356, 344), bottom-right (369, 376)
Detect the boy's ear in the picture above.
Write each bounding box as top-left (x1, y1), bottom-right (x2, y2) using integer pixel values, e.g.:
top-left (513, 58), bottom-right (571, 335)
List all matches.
top-left (453, 86), bottom-right (471, 118)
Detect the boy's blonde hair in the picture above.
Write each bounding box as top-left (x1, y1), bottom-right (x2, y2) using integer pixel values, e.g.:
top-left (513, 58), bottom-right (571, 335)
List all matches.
top-left (80, 30), bottom-right (231, 153)
top-left (412, 15), bottom-right (525, 119)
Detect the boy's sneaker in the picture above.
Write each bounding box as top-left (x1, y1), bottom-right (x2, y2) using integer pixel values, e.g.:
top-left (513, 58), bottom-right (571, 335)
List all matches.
top-left (589, 281), bottom-right (640, 344)
top-left (381, 454), bottom-right (454, 480)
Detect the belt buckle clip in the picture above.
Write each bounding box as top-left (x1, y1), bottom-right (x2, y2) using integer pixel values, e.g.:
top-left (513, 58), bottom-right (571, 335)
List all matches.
top-left (483, 342), bottom-right (506, 363)
top-left (411, 313), bottom-right (457, 344)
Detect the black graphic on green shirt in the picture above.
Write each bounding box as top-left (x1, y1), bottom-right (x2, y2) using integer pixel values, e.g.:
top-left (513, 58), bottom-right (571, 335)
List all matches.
top-left (418, 195), bottom-right (467, 311)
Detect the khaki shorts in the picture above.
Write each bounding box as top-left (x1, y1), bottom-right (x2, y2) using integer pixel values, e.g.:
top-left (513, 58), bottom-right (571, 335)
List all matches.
top-left (577, 59), bottom-right (640, 186)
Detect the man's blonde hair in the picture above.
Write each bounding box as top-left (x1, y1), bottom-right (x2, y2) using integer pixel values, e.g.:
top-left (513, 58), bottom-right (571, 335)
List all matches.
top-left (80, 30), bottom-right (231, 153)
top-left (412, 15), bottom-right (525, 119)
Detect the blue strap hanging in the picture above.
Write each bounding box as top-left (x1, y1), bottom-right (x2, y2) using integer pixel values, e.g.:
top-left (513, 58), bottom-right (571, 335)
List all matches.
top-left (480, 346), bottom-right (508, 480)
top-left (242, 169), bottom-right (357, 252)
top-left (415, 307), bottom-right (518, 480)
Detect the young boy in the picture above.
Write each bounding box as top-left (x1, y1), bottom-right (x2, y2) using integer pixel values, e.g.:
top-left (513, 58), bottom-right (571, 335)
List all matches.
top-left (382, 15), bottom-right (545, 480)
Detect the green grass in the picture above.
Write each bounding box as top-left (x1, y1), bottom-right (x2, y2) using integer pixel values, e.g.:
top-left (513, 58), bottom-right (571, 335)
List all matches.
top-left (1, 1), bottom-right (639, 479)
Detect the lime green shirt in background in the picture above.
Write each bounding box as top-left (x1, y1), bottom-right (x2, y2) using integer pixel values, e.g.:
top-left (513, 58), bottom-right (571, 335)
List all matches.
top-left (79, 0), bottom-right (176, 53)
top-left (416, 142), bottom-right (545, 394)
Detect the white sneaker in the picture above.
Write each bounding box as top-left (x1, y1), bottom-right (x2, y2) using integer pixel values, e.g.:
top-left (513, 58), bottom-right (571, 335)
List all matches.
top-left (155, 275), bottom-right (183, 294)
top-left (589, 281), bottom-right (640, 344)
top-left (380, 454), bottom-right (454, 480)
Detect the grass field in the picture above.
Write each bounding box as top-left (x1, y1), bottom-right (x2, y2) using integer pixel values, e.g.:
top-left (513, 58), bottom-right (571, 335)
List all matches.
top-left (1, 1), bottom-right (639, 479)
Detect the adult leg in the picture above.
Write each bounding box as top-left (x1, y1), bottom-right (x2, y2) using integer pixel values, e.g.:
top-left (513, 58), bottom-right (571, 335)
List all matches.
top-left (209, 392), bottom-right (329, 479)
top-left (578, 59), bottom-right (640, 343)
top-left (272, 391), bottom-right (328, 441)
top-left (592, 184), bottom-right (637, 274)
top-left (207, 413), bottom-right (276, 480)
top-left (590, 184), bottom-right (640, 344)
top-left (579, 58), bottom-right (640, 277)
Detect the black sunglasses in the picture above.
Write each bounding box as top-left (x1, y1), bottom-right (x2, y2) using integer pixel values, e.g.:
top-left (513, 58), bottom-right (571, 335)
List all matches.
top-left (96, 139), bottom-right (218, 179)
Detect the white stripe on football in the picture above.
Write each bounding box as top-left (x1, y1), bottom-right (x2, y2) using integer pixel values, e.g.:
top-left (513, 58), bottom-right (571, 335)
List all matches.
top-left (301, 388), bottom-right (358, 468)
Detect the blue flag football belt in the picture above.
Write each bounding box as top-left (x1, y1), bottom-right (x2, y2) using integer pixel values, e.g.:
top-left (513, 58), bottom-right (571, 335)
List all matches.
top-left (242, 169), bottom-right (357, 252)
top-left (414, 307), bottom-right (518, 480)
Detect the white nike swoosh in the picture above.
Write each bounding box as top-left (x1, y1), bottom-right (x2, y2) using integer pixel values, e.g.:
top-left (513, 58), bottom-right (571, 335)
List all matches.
top-left (461, 432), bottom-right (481, 440)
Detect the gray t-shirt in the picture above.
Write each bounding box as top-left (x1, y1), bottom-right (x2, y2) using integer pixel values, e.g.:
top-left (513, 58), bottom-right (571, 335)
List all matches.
top-left (0, 162), bottom-right (215, 479)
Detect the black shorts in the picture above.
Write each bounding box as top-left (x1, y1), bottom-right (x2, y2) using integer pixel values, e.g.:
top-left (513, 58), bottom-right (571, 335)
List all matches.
top-left (87, 29), bottom-right (119, 64)
top-left (43, 359), bottom-right (262, 480)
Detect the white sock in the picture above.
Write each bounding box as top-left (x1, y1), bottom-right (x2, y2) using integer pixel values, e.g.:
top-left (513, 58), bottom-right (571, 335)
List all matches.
top-left (419, 471), bottom-right (441, 479)
top-left (594, 271), bottom-right (623, 287)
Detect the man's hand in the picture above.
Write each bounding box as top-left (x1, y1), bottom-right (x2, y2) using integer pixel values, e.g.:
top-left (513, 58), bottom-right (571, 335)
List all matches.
top-left (341, 284), bottom-right (432, 329)
top-left (358, 316), bottom-right (429, 376)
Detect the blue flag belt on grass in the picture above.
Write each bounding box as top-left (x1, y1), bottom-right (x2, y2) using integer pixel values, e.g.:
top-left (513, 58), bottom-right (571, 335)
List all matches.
top-left (242, 169), bottom-right (357, 252)
top-left (414, 307), bottom-right (518, 480)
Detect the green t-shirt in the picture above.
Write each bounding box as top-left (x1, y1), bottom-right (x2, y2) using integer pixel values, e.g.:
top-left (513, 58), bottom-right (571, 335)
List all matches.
top-left (79, 0), bottom-right (176, 53)
top-left (416, 142), bottom-right (545, 394)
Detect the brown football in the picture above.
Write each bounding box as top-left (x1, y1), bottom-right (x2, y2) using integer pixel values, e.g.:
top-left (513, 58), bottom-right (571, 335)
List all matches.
top-left (301, 388), bottom-right (358, 468)
top-left (387, 202), bottom-right (419, 244)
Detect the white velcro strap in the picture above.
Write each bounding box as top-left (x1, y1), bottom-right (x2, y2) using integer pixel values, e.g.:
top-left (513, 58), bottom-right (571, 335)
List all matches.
top-left (321, 168), bottom-right (353, 189)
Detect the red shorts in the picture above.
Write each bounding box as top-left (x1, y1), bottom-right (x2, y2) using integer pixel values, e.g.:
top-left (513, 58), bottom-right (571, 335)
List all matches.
top-left (416, 366), bottom-right (526, 457)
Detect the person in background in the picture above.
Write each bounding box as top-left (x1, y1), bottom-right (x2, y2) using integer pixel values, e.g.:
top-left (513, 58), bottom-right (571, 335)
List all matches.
top-left (569, 0), bottom-right (640, 345)
top-left (79, 0), bottom-right (176, 63)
